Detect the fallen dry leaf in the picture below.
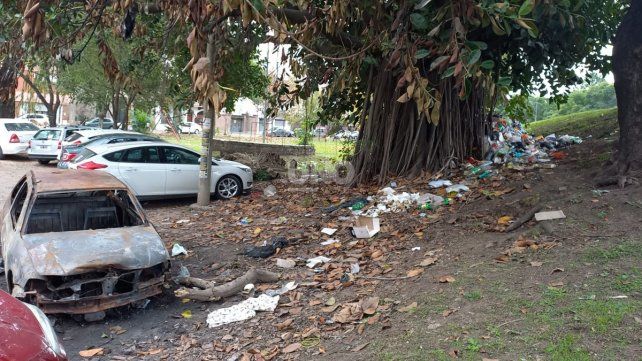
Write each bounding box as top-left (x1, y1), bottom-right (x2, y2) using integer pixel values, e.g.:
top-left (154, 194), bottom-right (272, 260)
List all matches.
top-left (407, 268), bottom-right (424, 277)
top-left (361, 297), bottom-right (380, 315)
top-left (398, 302), bottom-right (418, 312)
top-left (438, 275), bottom-right (456, 283)
top-left (325, 297), bottom-right (336, 306)
top-left (109, 326), bottom-right (127, 335)
top-left (282, 343), bottom-right (302, 353)
top-left (181, 310), bottom-right (192, 319)
top-left (442, 309), bottom-right (456, 317)
top-left (275, 318), bottom-right (293, 331)
top-left (495, 255), bottom-right (509, 263)
top-left (549, 281), bottom-right (565, 288)
top-left (333, 302), bottom-right (363, 323)
top-left (79, 348), bottom-right (104, 358)
top-left (482, 358), bottom-right (500, 361)
top-left (419, 257), bottom-right (438, 267)
top-left (497, 216), bottom-right (512, 225)
top-left (530, 261), bottom-right (543, 267)
top-left (352, 342), bottom-right (370, 352)
top-left (551, 268), bottom-right (565, 273)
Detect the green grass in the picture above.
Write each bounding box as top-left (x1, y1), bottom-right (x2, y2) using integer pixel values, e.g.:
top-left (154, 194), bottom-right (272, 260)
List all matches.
top-left (546, 334), bottom-right (591, 361)
top-left (527, 107), bottom-right (618, 138)
top-left (583, 240), bottom-right (642, 263)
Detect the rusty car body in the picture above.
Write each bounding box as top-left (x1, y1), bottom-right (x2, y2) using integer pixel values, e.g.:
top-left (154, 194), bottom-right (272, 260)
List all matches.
top-left (1, 170), bottom-right (170, 314)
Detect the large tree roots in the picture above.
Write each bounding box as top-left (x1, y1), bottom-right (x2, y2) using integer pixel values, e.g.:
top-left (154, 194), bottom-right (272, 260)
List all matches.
top-left (174, 268), bottom-right (280, 302)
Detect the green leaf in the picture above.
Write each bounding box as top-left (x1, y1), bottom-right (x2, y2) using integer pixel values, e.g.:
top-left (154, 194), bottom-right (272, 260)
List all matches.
top-left (480, 60), bottom-right (495, 70)
top-left (467, 49), bottom-right (481, 66)
top-left (466, 41), bottom-right (488, 51)
top-left (251, 0), bottom-right (265, 13)
top-left (519, 0), bottom-right (534, 17)
top-left (415, 49), bottom-right (430, 60)
top-left (441, 66), bottom-right (456, 79)
top-left (430, 55), bottom-right (450, 71)
top-left (410, 13), bottom-right (429, 30)
top-left (364, 56), bottom-right (378, 66)
top-left (498, 76), bottom-right (512, 86)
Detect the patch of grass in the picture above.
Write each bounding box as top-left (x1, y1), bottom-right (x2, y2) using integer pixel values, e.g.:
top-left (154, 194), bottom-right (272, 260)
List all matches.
top-left (464, 290), bottom-right (482, 301)
top-left (465, 338), bottom-right (482, 352)
top-left (612, 271), bottom-right (642, 293)
top-left (583, 240), bottom-right (642, 263)
top-left (527, 107), bottom-right (618, 138)
top-left (546, 334), bottom-right (591, 361)
top-left (573, 300), bottom-right (633, 333)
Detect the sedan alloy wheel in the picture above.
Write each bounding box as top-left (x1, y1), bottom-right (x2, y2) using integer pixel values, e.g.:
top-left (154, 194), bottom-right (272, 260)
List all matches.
top-left (216, 175), bottom-right (240, 199)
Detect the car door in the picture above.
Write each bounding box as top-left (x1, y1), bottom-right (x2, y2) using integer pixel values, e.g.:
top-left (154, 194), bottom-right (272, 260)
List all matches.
top-left (161, 146), bottom-right (200, 195)
top-left (116, 146), bottom-right (166, 197)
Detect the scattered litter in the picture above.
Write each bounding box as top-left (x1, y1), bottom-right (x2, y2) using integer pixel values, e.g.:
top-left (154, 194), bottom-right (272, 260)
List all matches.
top-left (411, 247), bottom-right (421, 251)
top-left (171, 243), bottom-right (187, 257)
top-left (350, 263), bottom-right (360, 274)
top-left (321, 239), bottom-right (340, 246)
top-left (322, 197), bottom-right (369, 214)
top-left (175, 219), bottom-right (190, 224)
top-left (445, 184), bottom-right (470, 194)
top-left (244, 237), bottom-right (288, 258)
top-left (263, 185), bottom-right (277, 197)
top-left (306, 256), bottom-right (331, 268)
top-left (206, 294), bottom-right (280, 328)
top-left (177, 265), bottom-right (191, 279)
top-left (181, 310), bottom-right (193, 319)
top-left (389, 181), bottom-right (397, 188)
top-left (79, 348), bottom-right (104, 358)
top-left (265, 281), bottom-right (298, 297)
top-left (239, 217), bottom-right (252, 225)
top-left (243, 284), bottom-right (254, 293)
top-left (534, 210), bottom-right (566, 221)
top-left (592, 189), bottom-right (610, 197)
top-left (321, 228), bottom-right (337, 236)
top-left (429, 180), bottom-right (453, 188)
top-left (276, 258), bottom-right (296, 269)
top-left (609, 295), bottom-right (628, 299)
top-left (351, 216), bottom-right (380, 238)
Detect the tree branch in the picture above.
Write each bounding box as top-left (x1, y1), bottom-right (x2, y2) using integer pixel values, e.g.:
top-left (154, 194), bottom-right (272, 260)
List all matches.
top-left (18, 71), bottom-right (50, 106)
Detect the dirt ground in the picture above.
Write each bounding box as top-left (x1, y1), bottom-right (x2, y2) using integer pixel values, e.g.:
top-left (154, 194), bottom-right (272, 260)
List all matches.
top-left (0, 131), bottom-right (640, 361)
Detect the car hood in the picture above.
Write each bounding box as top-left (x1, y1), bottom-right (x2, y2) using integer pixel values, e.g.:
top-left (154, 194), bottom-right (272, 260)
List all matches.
top-left (215, 159), bottom-right (249, 168)
top-left (23, 226), bottom-right (170, 276)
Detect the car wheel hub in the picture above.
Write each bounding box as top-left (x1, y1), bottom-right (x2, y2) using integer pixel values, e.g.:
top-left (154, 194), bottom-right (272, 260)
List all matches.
top-left (218, 178), bottom-right (239, 198)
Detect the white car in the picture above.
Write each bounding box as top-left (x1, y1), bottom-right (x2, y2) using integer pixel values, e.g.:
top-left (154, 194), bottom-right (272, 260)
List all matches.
top-left (69, 141), bottom-right (253, 199)
top-left (28, 126), bottom-right (97, 164)
top-left (180, 121), bottom-right (202, 134)
top-left (17, 113), bottom-right (48, 127)
top-left (60, 129), bottom-right (138, 157)
top-left (0, 119), bottom-right (40, 159)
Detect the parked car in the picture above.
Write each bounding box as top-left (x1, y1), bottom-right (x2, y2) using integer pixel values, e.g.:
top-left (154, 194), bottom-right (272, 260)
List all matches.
top-left (0, 289), bottom-right (67, 360)
top-left (1, 170), bottom-right (170, 318)
top-left (270, 128), bottom-right (294, 137)
top-left (27, 126), bottom-right (97, 164)
top-left (0, 118), bottom-right (39, 159)
top-left (313, 128), bottom-right (327, 137)
top-left (58, 132), bottom-right (162, 169)
top-left (332, 130), bottom-right (347, 140)
top-left (17, 113), bottom-right (49, 127)
top-left (180, 121), bottom-right (202, 134)
top-left (84, 117), bottom-right (114, 129)
top-left (69, 141), bottom-right (253, 199)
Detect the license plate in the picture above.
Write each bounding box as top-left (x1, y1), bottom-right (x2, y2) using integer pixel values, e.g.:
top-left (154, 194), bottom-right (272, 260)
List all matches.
top-left (40, 145), bottom-right (48, 149)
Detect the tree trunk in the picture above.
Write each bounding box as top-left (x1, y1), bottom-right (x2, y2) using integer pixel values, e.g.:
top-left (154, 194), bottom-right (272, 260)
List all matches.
top-left (47, 105), bottom-right (57, 127)
top-left (0, 93), bottom-right (15, 118)
top-left (0, 61), bottom-right (16, 118)
top-left (352, 67), bottom-right (488, 184)
top-left (111, 91), bottom-right (121, 129)
top-left (611, 0), bottom-right (642, 179)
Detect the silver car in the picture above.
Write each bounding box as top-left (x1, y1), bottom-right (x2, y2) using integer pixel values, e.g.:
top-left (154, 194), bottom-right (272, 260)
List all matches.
top-left (1, 170), bottom-right (170, 316)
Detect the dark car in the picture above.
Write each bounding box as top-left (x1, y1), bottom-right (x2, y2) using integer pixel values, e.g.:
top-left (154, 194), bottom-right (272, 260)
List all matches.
top-left (58, 133), bottom-right (163, 169)
top-left (84, 117), bottom-right (114, 129)
top-left (0, 289), bottom-right (67, 360)
top-left (270, 128), bottom-right (294, 137)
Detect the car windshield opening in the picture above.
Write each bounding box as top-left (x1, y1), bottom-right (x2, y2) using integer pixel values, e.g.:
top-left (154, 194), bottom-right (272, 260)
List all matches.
top-left (25, 190), bottom-right (145, 234)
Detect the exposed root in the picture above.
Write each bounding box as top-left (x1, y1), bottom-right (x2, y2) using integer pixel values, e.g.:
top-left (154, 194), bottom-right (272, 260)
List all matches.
top-left (175, 268), bottom-right (280, 302)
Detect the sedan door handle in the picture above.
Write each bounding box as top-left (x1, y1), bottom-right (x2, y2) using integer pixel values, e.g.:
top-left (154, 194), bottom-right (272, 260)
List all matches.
top-left (170, 168), bottom-right (181, 172)
top-left (123, 168), bottom-right (138, 172)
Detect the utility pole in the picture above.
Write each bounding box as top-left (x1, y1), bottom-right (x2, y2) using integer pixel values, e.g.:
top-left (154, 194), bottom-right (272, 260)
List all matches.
top-left (197, 33), bottom-right (216, 206)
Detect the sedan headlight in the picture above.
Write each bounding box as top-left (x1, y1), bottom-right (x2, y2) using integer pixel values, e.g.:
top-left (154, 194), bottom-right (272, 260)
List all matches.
top-left (238, 167), bottom-right (252, 174)
top-left (24, 303), bottom-right (67, 358)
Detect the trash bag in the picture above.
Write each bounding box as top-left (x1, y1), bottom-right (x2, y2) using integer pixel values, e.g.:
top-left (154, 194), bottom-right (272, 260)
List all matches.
top-left (244, 236), bottom-right (289, 258)
top-left (322, 197), bottom-right (369, 214)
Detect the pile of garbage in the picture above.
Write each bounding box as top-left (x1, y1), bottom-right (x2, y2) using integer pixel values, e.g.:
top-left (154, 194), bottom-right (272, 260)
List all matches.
top-left (485, 117), bottom-right (582, 167)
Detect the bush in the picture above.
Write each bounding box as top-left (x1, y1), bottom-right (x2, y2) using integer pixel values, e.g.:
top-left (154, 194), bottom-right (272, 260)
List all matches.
top-left (132, 109), bottom-right (152, 133)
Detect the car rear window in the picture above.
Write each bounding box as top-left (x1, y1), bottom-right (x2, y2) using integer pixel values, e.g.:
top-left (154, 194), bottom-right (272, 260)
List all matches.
top-left (65, 133), bottom-right (83, 142)
top-left (73, 148), bottom-right (97, 163)
top-left (104, 150), bottom-right (125, 162)
top-left (4, 123), bottom-right (39, 131)
top-left (33, 130), bottom-right (61, 140)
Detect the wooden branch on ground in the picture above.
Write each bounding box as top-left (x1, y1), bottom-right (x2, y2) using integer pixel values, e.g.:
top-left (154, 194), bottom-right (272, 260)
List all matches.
top-left (175, 268), bottom-right (280, 302)
top-left (505, 204), bottom-right (543, 233)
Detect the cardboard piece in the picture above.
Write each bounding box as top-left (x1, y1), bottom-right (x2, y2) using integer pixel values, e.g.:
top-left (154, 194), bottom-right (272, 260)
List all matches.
top-left (321, 228), bottom-right (337, 236)
top-left (534, 210), bottom-right (566, 221)
top-left (351, 216), bottom-right (380, 238)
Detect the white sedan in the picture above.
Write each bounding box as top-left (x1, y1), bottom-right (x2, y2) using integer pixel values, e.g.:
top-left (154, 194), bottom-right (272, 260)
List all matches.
top-left (69, 141), bottom-right (253, 199)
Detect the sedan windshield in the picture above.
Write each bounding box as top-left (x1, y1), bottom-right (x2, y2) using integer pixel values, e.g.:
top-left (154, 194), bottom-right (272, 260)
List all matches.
top-left (33, 130), bottom-right (61, 140)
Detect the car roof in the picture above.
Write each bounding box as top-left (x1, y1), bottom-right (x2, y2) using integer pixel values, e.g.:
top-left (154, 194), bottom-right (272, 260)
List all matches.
top-left (86, 141), bottom-right (185, 154)
top-left (30, 169), bottom-right (128, 193)
top-left (74, 129), bottom-right (135, 137)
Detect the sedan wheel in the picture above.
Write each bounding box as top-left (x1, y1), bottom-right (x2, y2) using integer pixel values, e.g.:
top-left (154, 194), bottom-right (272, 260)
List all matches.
top-left (194, 129), bottom-right (200, 134)
top-left (216, 175), bottom-right (241, 199)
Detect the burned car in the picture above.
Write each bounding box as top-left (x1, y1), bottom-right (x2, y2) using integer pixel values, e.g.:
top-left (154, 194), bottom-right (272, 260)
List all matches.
top-left (1, 170), bottom-right (170, 317)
